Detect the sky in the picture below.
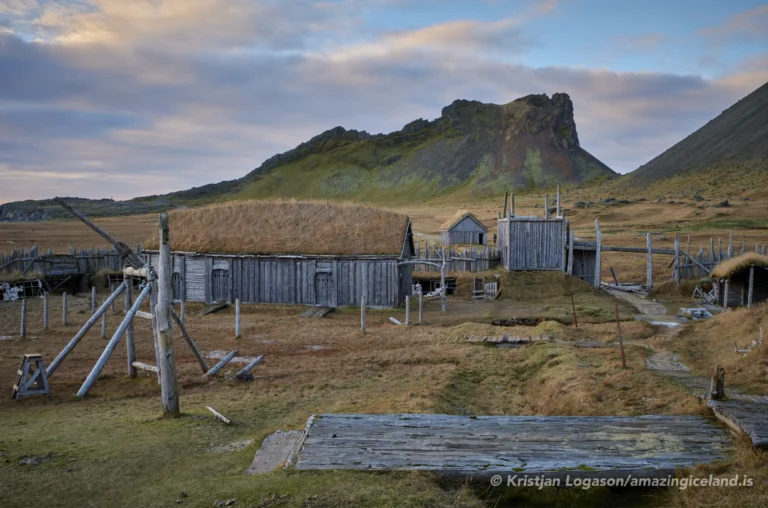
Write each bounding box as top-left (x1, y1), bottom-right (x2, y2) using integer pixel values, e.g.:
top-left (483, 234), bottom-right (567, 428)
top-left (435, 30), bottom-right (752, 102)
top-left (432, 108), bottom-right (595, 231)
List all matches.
top-left (0, 0), bottom-right (767, 204)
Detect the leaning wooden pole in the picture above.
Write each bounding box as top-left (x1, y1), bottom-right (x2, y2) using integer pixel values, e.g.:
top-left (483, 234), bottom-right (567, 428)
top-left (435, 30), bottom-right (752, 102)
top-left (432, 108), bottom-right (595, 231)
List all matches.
top-left (155, 213), bottom-right (180, 417)
top-left (615, 304), bottom-right (627, 369)
top-left (47, 282), bottom-right (127, 377)
top-left (203, 350), bottom-right (239, 378)
top-left (75, 284), bottom-right (150, 396)
top-left (170, 308), bottom-right (209, 374)
top-left (125, 277), bottom-right (136, 378)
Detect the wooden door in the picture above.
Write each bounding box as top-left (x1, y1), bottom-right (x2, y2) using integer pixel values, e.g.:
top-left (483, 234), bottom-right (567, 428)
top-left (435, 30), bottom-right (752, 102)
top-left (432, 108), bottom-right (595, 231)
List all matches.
top-left (315, 273), bottom-right (333, 306)
top-left (212, 269), bottom-right (230, 302)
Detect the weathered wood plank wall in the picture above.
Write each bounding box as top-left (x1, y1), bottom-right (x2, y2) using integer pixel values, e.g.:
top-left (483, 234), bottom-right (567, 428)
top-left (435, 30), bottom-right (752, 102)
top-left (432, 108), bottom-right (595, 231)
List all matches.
top-left (502, 218), bottom-right (565, 271)
top-left (441, 216), bottom-right (488, 246)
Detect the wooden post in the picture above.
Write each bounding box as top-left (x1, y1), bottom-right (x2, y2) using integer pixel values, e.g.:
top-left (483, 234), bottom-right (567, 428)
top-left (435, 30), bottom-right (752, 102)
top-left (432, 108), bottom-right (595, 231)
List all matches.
top-left (180, 300), bottom-right (186, 325)
top-left (361, 297), bottom-right (366, 334)
top-left (686, 234), bottom-right (691, 257)
top-left (75, 284), bottom-right (150, 396)
top-left (646, 233), bottom-right (653, 293)
top-left (561, 219), bottom-right (568, 272)
top-left (556, 185), bottom-right (561, 217)
top-left (155, 213), bottom-right (180, 417)
top-left (110, 282), bottom-right (116, 312)
top-left (441, 247), bottom-right (447, 312)
top-left (419, 293), bottom-right (423, 324)
top-left (594, 219), bottom-right (601, 289)
top-left (615, 304), bottom-right (626, 369)
top-left (150, 281), bottom-right (162, 384)
top-left (502, 191), bottom-right (508, 217)
top-left (235, 298), bottom-right (241, 338)
top-left (571, 294), bottom-right (578, 328)
top-left (718, 238), bottom-right (723, 262)
top-left (62, 292), bottom-right (67, 325)
top-left (101, 298), bottom-right (107, 338)
top-left (728, 231), bottom-right (733, 258)
top-left (47, 283), bottom-right (127, 377)
top-left (232, 355), bottom-right (264, 380)
top-left (544, 194), bottom-right (550, 219)
top-left (709, 238), bottom-right (715, 267)
top-left (91, 286), bottom-right (97, 315)
top-left (405, 296), bottom-right (411, 326)
top-left (43, 292), bottom-right (49, 330)
top-left (674, 235), bottom-right (681, 285)
top-left (710, 365), bottom-right (725, 400)
top-left (125, 276), bottom-right (136, 378)
top-left (748, 266), bottom-right (754, 309)
top-left (510, 193), bottom-right (515, 215)
top-left (723, 280), bottom-right (729, 309)
top-left (203, 350), bottom-right (238, 378)
top-left (20, 299), bottom-right (27, 338)
top-left (567, 228), bottom-right (575, 276)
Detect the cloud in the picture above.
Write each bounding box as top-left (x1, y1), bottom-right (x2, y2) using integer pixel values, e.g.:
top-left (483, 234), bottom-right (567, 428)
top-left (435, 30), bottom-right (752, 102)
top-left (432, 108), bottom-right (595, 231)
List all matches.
top-left (0, 1), bottom-right (766, 203)
top-left (698, 5), bottom-right (768, 44)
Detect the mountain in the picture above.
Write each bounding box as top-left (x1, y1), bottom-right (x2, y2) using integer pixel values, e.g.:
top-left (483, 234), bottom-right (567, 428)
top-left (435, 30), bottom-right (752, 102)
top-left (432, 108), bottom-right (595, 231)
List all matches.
top-left (627, 82), bottom-right (768, 185)
top-left (2, 93), bottom-right (616, 220)
top-left (153, 92), bottom-right (615, 204)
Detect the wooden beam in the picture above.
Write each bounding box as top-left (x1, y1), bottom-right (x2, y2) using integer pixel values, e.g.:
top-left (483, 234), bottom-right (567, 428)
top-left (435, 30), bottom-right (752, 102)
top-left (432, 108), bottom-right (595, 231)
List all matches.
top-left (125, 277), bottom-right (136, 378)
top-left (232, 355), bottom-right (264, 381)
top-left (203, 350), bottom-right (239, 378)
top-left (47, 282), bottom-right (127, 377)
top-left (75, 284), bottom-right (150, 395)
top-left (206, 406), bottom-right (231, 424)
top-left (132, 361), bottom-right (158, 373)
top-left (155, 213), bottom-right (180, 417)
top-left (170, 307), bottom-right (209, 374)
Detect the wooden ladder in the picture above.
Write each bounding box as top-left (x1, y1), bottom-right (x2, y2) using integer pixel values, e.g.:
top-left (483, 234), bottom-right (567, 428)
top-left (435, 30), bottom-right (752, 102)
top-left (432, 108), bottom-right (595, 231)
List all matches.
top-left (12, 354), bottom-right (51, 401)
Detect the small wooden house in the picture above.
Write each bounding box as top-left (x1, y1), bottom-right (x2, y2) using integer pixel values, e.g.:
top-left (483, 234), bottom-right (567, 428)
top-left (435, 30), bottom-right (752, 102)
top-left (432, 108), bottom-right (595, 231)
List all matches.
top-left (144, 200), bottom-right (415, 308)
top-left (711, 253), bottom-right (768, 308)
top-left (440, 212), bottom-right (488, 246)
top-left (497, 214), bottom-right (566, 271)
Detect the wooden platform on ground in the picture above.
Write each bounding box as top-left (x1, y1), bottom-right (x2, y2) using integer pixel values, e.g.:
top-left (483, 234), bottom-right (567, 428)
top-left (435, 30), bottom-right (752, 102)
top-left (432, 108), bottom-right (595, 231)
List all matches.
top-left (708, 400), bottom-right (768, 448)
top-left (606, 289), bottom-right (667, 315)
top-left (291, 413), bottom-right (730, 479)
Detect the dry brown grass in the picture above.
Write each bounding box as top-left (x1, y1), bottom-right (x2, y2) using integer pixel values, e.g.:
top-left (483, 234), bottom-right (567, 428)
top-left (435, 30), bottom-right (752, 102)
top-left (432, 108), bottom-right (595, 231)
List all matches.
top-left (143, 199), bottom-right (410, 256)
top-left (711, 252), bottom-right (768, 280)
top-left (674, 303), bottom-right (768, 392)
top-left (439, 210), bottom-right (486, 231)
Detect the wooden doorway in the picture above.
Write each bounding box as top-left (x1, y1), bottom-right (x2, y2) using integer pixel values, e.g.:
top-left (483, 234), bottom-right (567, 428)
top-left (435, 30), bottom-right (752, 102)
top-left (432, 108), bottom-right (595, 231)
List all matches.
top-left (315, 272), bottom-right (333, 306)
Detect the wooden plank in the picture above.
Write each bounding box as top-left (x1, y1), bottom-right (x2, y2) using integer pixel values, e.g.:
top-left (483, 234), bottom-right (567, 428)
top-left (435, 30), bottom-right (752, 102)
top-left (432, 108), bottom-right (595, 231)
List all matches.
top-left (132, 361), bottom-right (158, 373)
top-left (135, 310), bottom-right (153, 320)
top-left (708, 400), bottom-right (768, 448)
top-left (207, 406), bottom-right (232, 424)
top-left (293, 413), bottom-right (731, 479)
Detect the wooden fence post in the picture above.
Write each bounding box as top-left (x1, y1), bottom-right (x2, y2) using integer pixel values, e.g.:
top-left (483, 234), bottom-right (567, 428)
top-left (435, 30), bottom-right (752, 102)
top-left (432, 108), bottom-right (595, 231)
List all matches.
top-left (728, 231), bottom-right (733, 258)
top-left (20, 299), bottom-right (27, 338)
top-left (594, 219), bottom-right (601, 289)
top-left (43, 292), bottom-right (49, 330)
top-left (674, 235), bottom-right (680, 285)
top-left (419, 293), bottom-right (423, 324)
top-left (62, 292), bottom-right (67, 325)
top-left (361, 297), bottom-right (366, 334)
top-left (91, 286), bottom-right (97, 315)
top-left (405, 295), bottom-right (411, 326)
top-left (110, 282), bottom-right (116, 312)
top-left (723, 280), bottom-right (729, 309)
top-left (511, 193), bottom-right (515, 215)
top-left (235, 298), bottom-right (241, 338)
top-left (646, 233), bottom-right (653, 293)
top-left (156, 213), bottom-right (180, 417)
top-left (126, 276), bottom-right (136, 378)
top-left (567, 229), bottom-right (575, 276)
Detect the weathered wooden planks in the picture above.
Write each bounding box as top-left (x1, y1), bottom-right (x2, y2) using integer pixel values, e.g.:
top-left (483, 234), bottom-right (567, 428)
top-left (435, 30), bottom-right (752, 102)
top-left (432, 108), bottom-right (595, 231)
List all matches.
top-left (708, 400), bottom-right (768, 448)
top-left (292, 413), bottom-right (731, 479)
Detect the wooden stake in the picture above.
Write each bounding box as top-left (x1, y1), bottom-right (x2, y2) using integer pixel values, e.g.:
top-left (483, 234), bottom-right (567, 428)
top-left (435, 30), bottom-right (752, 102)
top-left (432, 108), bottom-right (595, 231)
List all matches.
top-left (571, 294), bottom-right (578, 328)
top-left (405, 295), bottom-right (411, 326)
top-left (567, 229), bottom-right (575, 276)
top-left (232, 355), bottom-right (264, 380)
top-left (610, 267), bottom-right (619, 285)
top-left (62, 292), bottom-right (67, 325)
top-left (419, 293), bottom-right (423, 324)
top-left (43, 292), bottom-right (48, 330)
top-left (203, 350), bottom-right (238, 378)
top-left (206, 406), bottom-right (231, 424)
top-left (615, 304), bottom-right (626, 369)
top-left (502, 191), bottom-right (508, 217)
top-left (125, 277), bottom-right (136, 378)
top-left (20, 299), bottom-right (27, 338)
top-left (235, 298), bottom-right (241, 338)
top-left (361, 297), bottom-right (366, 334)
top-left (155, 213), bottom-right (180, 417)
top-left (510, 193), bottom-right (515, 215)
top-left (441, 247), bottom-right (447, 312)
top-left (110, 282), bottom-right (116, 312)
top-left (723, 280), bottom-right (729, 309)
top-left (748, 266), bottom-right (754, 309)
top-left (710, 365), bottom-right (725, 400)
top-left (91, 286), bottom-right (97, 315)
top-left (594, 219), bottom-right (602, 289)
top-left (180, 300), bottom-right (186, 324)
top-left (646, 233), bottom-right (653, 292)
top-left (728, 231), bottom-right (733, 258)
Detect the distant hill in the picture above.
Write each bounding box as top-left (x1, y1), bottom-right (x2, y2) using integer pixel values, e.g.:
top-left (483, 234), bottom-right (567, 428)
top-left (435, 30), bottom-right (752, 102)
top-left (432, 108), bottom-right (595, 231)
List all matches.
top-left (627, 82), bottom-right (768, 185)
top-left (151, 93), bottom-right (615, 204)
top-left (2, 93), bottom-right (616, 220)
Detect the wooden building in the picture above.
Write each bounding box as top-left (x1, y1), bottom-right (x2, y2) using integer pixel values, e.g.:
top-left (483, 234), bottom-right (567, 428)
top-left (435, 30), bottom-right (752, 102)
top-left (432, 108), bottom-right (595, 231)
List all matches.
top-left (440, 212), bottom-right (488, 246)
top-left (497, 214), bottom-right (566, 271)
top-left (144, 201), bottom-right (415, 308)
top-left (711, 253), bottom-right (768, 308)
